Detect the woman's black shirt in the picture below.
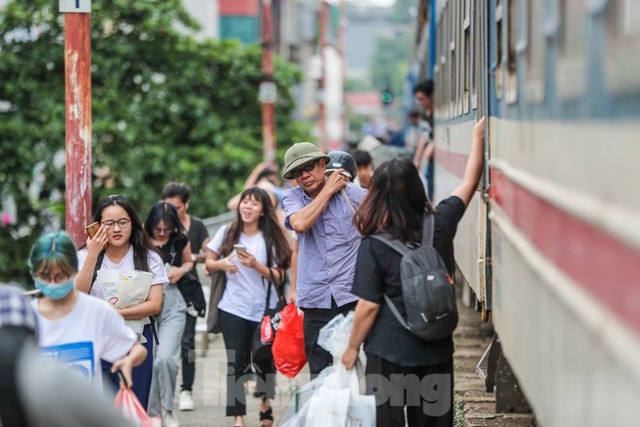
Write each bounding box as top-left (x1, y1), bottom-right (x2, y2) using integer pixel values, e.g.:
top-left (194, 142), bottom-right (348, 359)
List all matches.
top-left (350, 196), bottom-right (466, 366)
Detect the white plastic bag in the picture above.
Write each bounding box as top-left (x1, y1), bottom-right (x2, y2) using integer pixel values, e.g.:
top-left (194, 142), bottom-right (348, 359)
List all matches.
top-left (317, 311), bottom-right (355, 359)
top-left (284, 365), bottom-right (375, 427)
top-left (280, 366), bottom-right (335, 426)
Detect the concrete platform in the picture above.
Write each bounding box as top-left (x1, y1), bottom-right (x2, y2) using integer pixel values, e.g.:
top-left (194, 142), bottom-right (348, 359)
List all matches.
top-left (171, 332), bottom-right (309, 427)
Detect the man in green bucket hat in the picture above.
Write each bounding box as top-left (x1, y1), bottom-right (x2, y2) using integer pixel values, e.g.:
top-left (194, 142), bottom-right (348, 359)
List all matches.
top-left (282, 142), bottom-right (367, 378)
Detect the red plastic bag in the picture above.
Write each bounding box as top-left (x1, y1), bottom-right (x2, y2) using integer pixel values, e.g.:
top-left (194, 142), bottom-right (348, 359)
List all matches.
top-left (272, 304), bottom-right (307, 378)
top-left (114, 387), bottom-right (162, 427)
top-left (260, 314), bottom-right (274, 344)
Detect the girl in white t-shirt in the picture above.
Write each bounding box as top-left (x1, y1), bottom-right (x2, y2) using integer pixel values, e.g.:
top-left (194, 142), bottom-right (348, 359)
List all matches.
top-left (28, 231), bottom-right (147, 390)
top-left (75, 195), bottom-right (168, 409)
top-left (206, 188), bottom-right (292, 427)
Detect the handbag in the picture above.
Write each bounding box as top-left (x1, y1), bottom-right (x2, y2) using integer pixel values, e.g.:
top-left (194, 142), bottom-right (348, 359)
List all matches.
top-left (177, 271), bottom-right (206, 317)
top-left (252, 268), bottom-right (286, 360)
top-left (206, 270), bottom-right (226, 333)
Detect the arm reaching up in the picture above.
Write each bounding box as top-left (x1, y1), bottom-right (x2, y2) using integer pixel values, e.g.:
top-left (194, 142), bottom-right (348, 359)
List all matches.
top-left (452, 117), bottom-right (486, 206)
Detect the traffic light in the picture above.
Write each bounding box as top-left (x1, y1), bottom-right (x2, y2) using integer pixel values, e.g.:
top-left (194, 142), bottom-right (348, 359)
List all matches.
top-left (380, 88), bottom-right (393, 106)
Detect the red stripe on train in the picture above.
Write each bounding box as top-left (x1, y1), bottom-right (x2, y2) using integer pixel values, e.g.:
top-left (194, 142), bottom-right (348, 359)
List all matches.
top-left (435, 145), bottom-right (640, 333)
top-left (435, 145), bottom-right (467, 178)
top-left (490, 169), bottom-right (640, 334)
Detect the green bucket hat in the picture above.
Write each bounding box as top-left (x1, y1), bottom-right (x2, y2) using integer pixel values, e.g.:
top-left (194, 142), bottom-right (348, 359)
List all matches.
top-left (282, 142), bottom-right (331, 179)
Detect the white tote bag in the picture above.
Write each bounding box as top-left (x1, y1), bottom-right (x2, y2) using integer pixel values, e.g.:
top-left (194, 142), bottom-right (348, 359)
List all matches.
top-left (97, 269), bottom-right (152, 337)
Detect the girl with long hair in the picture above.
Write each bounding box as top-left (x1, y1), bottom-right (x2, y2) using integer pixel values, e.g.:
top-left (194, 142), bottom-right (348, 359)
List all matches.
top-left (205, 187), bottom-right (292, 427)
top-left (75, 195), bottom-right (168, 409)
top-left (144, 202), bottom-right (191, 426)
top-left (342, 118), bottom-right (485, 427)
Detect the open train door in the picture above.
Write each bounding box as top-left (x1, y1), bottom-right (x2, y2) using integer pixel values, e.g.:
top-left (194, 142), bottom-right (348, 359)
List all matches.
top-left (462, 0), bottom-right (492, 322)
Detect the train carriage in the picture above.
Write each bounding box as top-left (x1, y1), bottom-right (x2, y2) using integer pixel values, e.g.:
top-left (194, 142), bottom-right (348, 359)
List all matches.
top-left (415, 0), bottom-right (640, 425)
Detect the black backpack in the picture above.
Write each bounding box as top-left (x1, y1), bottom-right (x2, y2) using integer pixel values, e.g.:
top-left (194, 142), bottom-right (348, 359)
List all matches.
top-left (371, 214), bottom-right (458, 341)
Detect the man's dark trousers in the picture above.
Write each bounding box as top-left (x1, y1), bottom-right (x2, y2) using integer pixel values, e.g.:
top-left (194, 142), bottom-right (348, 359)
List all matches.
top-left (301, 297), bottom-right (357, 379)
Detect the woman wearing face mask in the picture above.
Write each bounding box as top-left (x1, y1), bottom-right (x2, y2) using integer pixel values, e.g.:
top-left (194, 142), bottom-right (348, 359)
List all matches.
top-left (29, 231), bottom-right (147, 390)
top-left (75, 195), bottom-right (168, 409)
top-left (144, 202), bottom-right (190, 427)
top-left (205, 188), bottom-right (292, 427)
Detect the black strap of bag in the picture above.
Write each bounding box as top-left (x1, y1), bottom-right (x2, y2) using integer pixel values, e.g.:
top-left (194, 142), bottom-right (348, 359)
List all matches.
top-left (89, 250), bottom-right (106, 294)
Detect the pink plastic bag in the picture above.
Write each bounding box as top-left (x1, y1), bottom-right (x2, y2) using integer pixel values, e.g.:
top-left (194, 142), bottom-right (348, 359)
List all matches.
top-left (114, 388), bottom-right (162, 427)
top-left (272, 304), bottom-right (307, 378)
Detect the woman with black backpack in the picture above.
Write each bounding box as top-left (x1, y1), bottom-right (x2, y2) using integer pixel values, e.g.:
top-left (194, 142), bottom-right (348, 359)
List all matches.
top-left (342, 118), bottom-right (485, 427)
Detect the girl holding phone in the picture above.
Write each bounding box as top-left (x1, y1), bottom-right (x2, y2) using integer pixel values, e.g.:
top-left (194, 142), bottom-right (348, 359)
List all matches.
top-left (205, 188), bottom-right (292, 427)
top-left (75, 195), bottom-right (168, 409)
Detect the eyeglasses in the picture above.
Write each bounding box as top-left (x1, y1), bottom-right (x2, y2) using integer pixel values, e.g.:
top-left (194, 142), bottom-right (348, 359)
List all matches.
top-left (154, 227), bottom-right (172, 235)
top-left (101, 218), bottom-right (131, 229)
top-left (34, 273), bottom-right (71, 284)
top-left (291, 160), bottom-right (319, 179)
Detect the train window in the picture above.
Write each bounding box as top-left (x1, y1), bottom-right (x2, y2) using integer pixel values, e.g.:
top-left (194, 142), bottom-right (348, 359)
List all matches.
top-left (603, 0), bottom-right (640, 94)
top-left (456, 0), bottom-right (464, 116)
top-left (464, 0), bottom-right (470, 113)
top-left (471, 0), bottom-right (478, 110)
top-left (525, 0), bottom-right (545, 103)
top-left (556, 0), bottom-right (588, 99)
top-left (449, 2), bottom-right (456, 118)
top-left (495, 1), bottom-right (503, 99)
top-left (504, 0), bottom-right (518, 104)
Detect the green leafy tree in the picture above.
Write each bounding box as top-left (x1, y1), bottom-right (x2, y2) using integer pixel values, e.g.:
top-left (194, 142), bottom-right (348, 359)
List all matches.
top-left (368, 30), bottom-right (412, 102)
top-left (0, 0), bottom-right (310, 285)
top-left (392, 0), bottom-right (415, 23)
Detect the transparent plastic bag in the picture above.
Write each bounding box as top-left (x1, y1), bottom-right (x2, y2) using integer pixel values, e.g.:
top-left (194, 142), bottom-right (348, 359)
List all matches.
top-left (282, 365), bottom-right (375, 427)
top-left (317, 311), bottom-right (355, 359)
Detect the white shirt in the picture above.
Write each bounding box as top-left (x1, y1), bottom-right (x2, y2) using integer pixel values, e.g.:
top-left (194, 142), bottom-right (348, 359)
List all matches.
top-left (77, 246), bottom-right (168, 298)
top-left (32, 293), bottom-right (138, 389)
top-left (207, 226), bottom-right (277, 322)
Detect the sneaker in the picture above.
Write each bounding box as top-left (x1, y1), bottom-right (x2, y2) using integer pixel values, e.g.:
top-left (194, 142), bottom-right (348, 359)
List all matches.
top-left (178, 390), bottom-right (194, 411)
top-left (161, 408), bottom-right (180, 427)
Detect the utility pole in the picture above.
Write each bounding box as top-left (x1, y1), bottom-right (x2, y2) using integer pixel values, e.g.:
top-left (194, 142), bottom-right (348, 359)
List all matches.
top-left (259, 0), bottom-right (277, 165)
top-left (317, 1), bottom-right (329, 152)
top-left (337, 0), bottom-right (346, 145)
top-left (60, 0), bottom-right (92, 246)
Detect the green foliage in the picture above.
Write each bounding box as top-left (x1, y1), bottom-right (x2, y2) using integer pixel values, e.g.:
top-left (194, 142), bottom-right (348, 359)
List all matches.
top-left (454, 400), bottom-right (467, 427)
top-left (0, 0), bottom-right (311, 284)
top-left (392, 0), bottom-right (416, 23)
top-left (368, 30), bottom-right (412, 101)
top-left (344, 77), bottom-right (372, 92)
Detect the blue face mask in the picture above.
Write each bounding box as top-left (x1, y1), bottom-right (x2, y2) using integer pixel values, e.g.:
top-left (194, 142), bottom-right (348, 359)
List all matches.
top-left (34, 278), bottom-right (75, 300)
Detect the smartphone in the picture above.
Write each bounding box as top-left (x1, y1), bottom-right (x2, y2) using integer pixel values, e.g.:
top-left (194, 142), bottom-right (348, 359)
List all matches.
top-left (233, 244), bottom-right (247, 254)
top-left (85, 221), bottom-right (100, 239)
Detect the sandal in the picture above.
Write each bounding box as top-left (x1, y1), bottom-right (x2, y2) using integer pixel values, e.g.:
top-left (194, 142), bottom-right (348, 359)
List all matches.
top-left (259, 406), bottom-right (273, 427)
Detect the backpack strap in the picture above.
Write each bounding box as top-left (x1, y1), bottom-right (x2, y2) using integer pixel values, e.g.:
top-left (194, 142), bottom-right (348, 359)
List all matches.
top-left (89, 250), bottom-right (106, 294)
top-left (369, 234), bottom-right (412, 332)
top-left (422, 213), bottom-right (435, 248)
top-left (370, 234), bottom-right (411, 256)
